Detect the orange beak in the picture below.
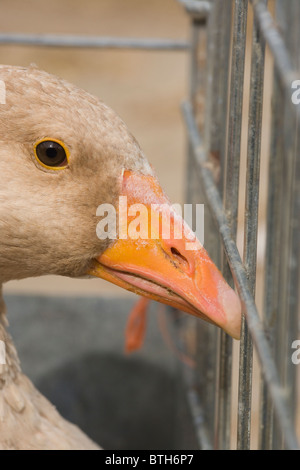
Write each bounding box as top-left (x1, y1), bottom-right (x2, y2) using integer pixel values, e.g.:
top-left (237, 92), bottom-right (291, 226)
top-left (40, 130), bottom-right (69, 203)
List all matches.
top-left (88, 170), bottom-right (241, 339)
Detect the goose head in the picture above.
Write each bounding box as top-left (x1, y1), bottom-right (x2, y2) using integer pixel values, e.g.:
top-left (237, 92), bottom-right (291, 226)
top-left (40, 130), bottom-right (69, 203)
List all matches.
top-left (0, 65), bottom-right (241, 339)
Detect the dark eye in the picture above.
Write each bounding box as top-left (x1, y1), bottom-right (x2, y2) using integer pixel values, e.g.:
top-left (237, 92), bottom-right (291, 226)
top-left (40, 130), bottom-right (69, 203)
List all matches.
top-left (34, 139), bottom-right (69, 169)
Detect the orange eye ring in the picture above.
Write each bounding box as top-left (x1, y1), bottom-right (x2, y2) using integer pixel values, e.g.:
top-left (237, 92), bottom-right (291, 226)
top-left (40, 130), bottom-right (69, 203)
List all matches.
top-left (34, 138), bottom-right (70, 170)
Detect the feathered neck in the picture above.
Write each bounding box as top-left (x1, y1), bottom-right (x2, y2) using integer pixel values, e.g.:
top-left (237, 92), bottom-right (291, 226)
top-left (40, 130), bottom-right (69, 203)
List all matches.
top-left (0, 285), bottom-right (21, 387)
top-left (0, 284), bottom-right (99, 449)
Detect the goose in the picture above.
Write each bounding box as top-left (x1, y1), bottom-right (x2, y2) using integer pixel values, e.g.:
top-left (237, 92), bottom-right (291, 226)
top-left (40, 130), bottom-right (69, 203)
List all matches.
top-left (0, 64), bottom-right (241, 450)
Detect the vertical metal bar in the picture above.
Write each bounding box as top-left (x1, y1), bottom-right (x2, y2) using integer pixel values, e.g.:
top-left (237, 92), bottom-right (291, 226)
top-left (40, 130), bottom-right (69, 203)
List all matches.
top-left (187, 11), bottom-right (217, 449)
top-left (282, 1), bottom-right (300, 448)
top-left (182, 99), bottom-right (300, 450)
top-left (272, 0), bottom-right (300, 449)
top-left (286, 1), bottom-right (300, 449)
top-left (237, 4), bottom-right (266, 449)
top-left (259, 0), bottom-right (300, 449)
top-left (183, 0), bottom-right (300, 450)
top-left (202, 0), bottom-right (232, 445)
top-left (215, 0), bottom-right (248, 450)
top-left (216, 5), bottom-right (233, 201)
top-left (273, 90), bottom-right (294, 449)
top-left (287, 111), bottom-right (300, 449)
top-left (224, 0), bottom-right (248, 228)
top-left (187, 18), bottom-right (207, 201)
top-left (204, 0), bottom-right (232, 169)
top-left (259, 70), bottom-right (283, 450)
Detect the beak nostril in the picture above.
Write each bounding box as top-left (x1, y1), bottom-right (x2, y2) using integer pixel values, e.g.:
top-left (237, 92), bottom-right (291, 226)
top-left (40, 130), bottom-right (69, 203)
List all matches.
top-left (170, 247), bottom-right (189, 269)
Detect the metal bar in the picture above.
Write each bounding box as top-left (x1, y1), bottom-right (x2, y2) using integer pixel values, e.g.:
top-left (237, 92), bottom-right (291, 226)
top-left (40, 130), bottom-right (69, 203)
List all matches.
top-left (0, 33), bottom-right (189, 51)
top-left (214, 0), bottom-right (248, 450)
top-left (172, 309), bottom-right (213, 450)
top-left (237, 6), bottom-right (266, 449)
top-left (214, 2), bottom-right (232, 184)
top-left (274, 90), bottom-right (300, 450)
top-left (250, 0), bottom-right (300, 120)
top-left (181, 360), bottom-right (213, 450)
top-left (250, 0), bottom-right (294, 86)
top-left (181, 99), bottom-right (300, 450)
top-left (202, 0), bottom-right (232, 446)
top-left (177, 0), bottom-right (211, 18)
top-left (271, 0), bottom-right (300, 449)
top-left (259, 69), bottom-right (283, 449)
top-left (256, 3), bottom-right (298, 449)
top-left (225, 0), bottom-right (248, 232)
top-left (273, 95), bottom-right (293, 449)
top-left (281, 0), bottom-right (300, 449)
top-left (187, 14), bottom-right (216, 449)
top-left (204, 0), bottom-right (232, 163)
top-left (285, 1), bottom-right (300, 449)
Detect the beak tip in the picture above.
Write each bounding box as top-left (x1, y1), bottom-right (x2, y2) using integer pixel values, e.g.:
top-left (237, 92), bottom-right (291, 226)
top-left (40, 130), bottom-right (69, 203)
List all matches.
top-left (219, 287), bottom-right (242, 340)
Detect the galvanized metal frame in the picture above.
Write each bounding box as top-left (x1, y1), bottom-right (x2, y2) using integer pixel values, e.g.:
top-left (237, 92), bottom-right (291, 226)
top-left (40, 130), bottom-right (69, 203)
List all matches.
top-left (1, 0), bottom-right (299, 450)
top-left (181, 0), bottom-right (300, 450)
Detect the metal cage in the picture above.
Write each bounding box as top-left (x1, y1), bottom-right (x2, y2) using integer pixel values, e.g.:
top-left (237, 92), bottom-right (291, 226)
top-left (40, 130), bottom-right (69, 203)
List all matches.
top-left (1, 0), bottom-right (299, 450)
top-left (179, 0), bottom-right (300, 450)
